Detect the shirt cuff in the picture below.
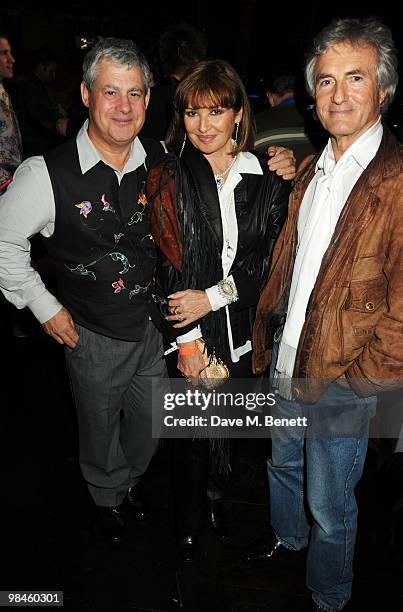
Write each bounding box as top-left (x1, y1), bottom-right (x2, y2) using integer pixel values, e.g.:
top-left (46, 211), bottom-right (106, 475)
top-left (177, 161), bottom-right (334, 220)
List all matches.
top-left (205, 275), bottom-right (236, 311)
top-left (27, 291), bottom-right (63, 324)
top-left (176, 325), bottom-right (202, 344)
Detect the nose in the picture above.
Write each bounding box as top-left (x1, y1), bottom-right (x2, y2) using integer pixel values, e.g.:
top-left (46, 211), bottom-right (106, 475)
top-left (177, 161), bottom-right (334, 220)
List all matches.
top-left (331, 81), bottom-right (347, 105)
top-left (3, 50), bottom-right (15, 63)
top-left (117, 94), bottom-right (131, 114)
top-left (198, 114), bottom-right (210, 133)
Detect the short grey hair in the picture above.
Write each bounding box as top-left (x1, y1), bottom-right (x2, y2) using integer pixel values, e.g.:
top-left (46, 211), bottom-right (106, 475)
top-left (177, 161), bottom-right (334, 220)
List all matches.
top-left (82, 37), bottom-right (151, 91)
top-left (305, 17), bottom-right (398, 113)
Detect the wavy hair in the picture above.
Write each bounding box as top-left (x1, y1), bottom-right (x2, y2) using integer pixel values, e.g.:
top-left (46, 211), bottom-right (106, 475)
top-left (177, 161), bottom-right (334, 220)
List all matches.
top-left (305, 17), bottom-right (398, 113)
top-left (82, 37), bottom-right (151, 91)
top-left (166, 59), bottom-right (255, 155)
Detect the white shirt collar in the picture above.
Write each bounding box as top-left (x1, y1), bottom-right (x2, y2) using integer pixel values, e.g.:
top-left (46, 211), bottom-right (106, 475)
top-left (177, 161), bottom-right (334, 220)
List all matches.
top-left (219, 151), bottom-right (263, 197)
top-left (316, 118), bottom-right (383, 175)
top-left (76, 119), bottom-right (147, 175)
top-left (235, 151), bottom-right (264, 175)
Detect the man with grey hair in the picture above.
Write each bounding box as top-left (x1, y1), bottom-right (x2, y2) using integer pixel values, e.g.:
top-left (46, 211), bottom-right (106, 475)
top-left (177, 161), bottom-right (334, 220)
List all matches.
top-left (0, 37), bottom-right (170, 544)
top-left (0, 28), bottom-right (298, 546)
top-left (244, 16), bottom-right (403, 611)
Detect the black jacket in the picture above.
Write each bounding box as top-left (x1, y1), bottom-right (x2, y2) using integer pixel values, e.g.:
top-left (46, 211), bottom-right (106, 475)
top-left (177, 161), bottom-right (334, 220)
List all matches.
top-left (147, 143), bottom-right (290, 361)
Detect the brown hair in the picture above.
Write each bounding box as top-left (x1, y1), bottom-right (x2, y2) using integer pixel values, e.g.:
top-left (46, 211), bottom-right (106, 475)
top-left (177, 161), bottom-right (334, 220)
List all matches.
top-left (165, 58), bottom-right (256, 155)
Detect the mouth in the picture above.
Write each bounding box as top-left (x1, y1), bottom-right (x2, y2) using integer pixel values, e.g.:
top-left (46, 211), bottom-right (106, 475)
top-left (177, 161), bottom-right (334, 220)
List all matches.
top-left (112, 119), bottom-right (133, 127)
top-left (197, 135), bottom-right (216, 144)
top-left (329, 109), bottom-right (353, 115)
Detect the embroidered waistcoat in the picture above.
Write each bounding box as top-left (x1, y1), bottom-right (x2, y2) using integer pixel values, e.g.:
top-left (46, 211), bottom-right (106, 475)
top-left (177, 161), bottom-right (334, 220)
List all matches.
top-left (44, 137), bottom-right (163, 340)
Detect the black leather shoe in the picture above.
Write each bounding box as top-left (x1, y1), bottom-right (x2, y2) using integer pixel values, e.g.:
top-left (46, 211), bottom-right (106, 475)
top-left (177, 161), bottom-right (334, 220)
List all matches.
top-left (178, 535), bottom-right (198, 563)
top-left (125, 482), bottom-right (149, 522)
top-left (208, 499), bottom-right (229, 540)
top-left (96, 505), bottom-right (125, 545)
top-left (241, 530), bottom-right (284, 563)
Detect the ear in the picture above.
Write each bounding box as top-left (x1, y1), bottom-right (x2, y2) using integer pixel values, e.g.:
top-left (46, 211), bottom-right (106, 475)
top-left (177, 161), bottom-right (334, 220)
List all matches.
top-left (80, 82), bottom-right (90, 108)
top-left (379, 89), bottom-right (387, 106)
top-left (145, 88), bottom-right (150, 109)
top-left (235, 107), bottom-right (243, 124)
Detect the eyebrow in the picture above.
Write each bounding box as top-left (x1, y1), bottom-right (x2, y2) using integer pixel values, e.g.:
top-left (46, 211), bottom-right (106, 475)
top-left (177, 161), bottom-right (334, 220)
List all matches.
top-left (102, 84), bottom-right (144, 93)
top-left (316, 68), bottom-right (366, 81)
top-left (185, 104), bottom-right (222, 110)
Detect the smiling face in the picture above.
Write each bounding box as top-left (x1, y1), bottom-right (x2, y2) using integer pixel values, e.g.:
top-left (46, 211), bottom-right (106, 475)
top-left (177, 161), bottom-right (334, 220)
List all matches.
top-left (81, 57), bottom-right (149, 155)
top-left (314, 42), bottom-right (386, 158)
top-left (183, 98), bottom-right (242, 162)
top-left (0, 37), bottom-right (15, 81)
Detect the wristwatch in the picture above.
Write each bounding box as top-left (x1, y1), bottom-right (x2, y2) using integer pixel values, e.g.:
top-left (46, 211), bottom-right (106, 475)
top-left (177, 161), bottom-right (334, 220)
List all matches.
top-left (217, 278), bottom-right (239, 304)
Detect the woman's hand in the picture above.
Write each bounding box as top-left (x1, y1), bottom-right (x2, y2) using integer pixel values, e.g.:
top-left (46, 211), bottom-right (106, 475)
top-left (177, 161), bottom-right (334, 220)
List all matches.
top-left (267, 146), bottom-right (296, 180)
top-left (177, 342), bottom-right (207, 385)
top-left (166, 289), bottom-right (212, 328)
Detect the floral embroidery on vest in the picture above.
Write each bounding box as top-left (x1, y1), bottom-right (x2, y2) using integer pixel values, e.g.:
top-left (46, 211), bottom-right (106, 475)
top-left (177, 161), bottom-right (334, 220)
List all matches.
top-left (127, 191), bottom-right (149, 225)
top-left (75, 200), bottom-right (92, 218)
top-left (101, 193), bottom-right (115, 212)
top-left (67, 187), bottom-right (152, 298)
top-left (111, 278), bottom-right (151, 299)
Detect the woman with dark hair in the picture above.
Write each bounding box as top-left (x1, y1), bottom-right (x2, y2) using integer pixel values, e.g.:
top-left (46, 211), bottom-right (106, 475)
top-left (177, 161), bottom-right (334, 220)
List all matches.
top-left (146, 59), bottom-right (293, 561)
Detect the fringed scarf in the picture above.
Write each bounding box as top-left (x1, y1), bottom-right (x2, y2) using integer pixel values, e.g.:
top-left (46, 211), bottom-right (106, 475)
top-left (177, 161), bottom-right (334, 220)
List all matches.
top-left (148, 144), bottom-right (232, 365)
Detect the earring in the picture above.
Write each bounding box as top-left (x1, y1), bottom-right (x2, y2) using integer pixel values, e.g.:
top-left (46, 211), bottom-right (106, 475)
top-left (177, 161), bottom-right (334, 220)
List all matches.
top-left (234, 122), bottom-right (239, 146)
top-left (179, 133), bottom-right (187, 158)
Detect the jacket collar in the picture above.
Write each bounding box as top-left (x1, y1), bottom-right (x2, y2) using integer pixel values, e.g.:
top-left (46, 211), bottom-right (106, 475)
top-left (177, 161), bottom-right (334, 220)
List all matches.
top-left (278, 124), bottom-right (402, 312)
top-left (366, 124), bottom-right (403, 187)
top-left (181, 142), bottom-right (223, 251)
top-left (297, 124), bottom-right (403, 191)
top-left (298, 125), bottom-right (401, 305)
top-left (316, 118), bottom-right (383, 174)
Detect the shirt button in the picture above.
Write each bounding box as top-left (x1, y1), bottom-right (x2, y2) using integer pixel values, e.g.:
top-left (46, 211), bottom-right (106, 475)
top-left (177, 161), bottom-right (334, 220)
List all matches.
top-left (365, 302), bottom-right (375, 311)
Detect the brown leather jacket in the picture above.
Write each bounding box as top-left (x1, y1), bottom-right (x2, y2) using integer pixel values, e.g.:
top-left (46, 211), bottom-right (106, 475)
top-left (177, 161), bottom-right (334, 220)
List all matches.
top-left (253, 127), bottom-right (403, 401)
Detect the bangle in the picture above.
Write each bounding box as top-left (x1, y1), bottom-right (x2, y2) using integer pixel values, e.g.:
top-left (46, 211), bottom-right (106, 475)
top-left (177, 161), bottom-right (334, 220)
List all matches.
top-left (178, 344), bottom-right (199, 356)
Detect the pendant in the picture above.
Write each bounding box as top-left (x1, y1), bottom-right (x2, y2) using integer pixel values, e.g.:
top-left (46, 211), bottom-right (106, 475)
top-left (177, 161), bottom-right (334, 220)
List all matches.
top-left (215, 176), bottom-right (224, 191)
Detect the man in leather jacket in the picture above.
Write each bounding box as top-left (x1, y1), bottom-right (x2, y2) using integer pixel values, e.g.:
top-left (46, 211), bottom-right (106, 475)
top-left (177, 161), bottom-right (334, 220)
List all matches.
top-left (245, 17), bottom-right (403, 612)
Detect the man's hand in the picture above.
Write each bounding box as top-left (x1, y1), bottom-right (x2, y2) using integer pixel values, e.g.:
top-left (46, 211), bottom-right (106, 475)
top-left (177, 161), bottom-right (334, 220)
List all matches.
top-left (42, 307), bottom-right (79, 348)
top-left (267, 145), bottom-right (296, 180)
top-left (166, 289), bottom-right (212, 328)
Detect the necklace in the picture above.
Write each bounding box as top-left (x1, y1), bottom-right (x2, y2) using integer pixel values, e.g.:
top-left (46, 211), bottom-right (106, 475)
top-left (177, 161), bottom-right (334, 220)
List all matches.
top-left (214, 156), bottom-right (237, 191)
top-left (216, 157), bottom-right (237, 259)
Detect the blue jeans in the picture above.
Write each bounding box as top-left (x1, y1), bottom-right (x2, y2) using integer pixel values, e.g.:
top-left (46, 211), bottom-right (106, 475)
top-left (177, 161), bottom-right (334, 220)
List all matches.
top-left (268, 349), bottom-right (376, 610)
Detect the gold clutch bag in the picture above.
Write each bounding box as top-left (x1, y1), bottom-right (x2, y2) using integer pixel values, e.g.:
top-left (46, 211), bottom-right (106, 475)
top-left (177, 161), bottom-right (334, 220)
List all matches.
top-left (195, 338), bottom-right (229, 390)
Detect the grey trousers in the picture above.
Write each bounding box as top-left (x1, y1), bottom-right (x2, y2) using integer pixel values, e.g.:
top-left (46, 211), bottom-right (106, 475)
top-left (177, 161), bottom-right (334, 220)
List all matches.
top-left (65, 320), bottom-right (169, 506)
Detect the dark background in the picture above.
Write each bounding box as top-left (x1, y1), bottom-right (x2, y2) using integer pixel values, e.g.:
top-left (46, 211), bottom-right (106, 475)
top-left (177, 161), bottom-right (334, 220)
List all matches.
top-left (0, 5), bottom-right (402, 609)
top-left (1, 2), bottom-right (402, 116)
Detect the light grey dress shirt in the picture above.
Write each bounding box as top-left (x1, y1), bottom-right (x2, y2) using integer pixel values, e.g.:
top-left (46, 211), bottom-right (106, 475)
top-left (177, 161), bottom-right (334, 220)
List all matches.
top-left (0, 120), bottom-right (148, 323)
